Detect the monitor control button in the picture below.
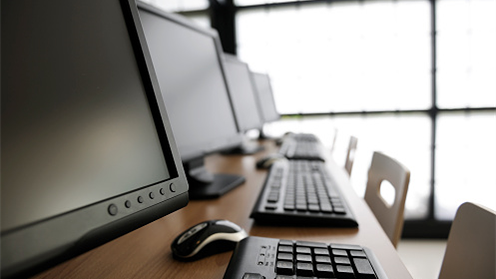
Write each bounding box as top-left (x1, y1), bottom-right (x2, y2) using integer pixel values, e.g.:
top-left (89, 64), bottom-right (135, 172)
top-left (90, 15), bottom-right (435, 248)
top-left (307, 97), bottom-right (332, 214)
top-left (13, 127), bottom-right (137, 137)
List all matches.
top-left (169, 183), bottom-right (176, 193)
top-left (137, 196), bottom-right (144, 203)
top-left (159, 188), bottom-right (165, 195)
top-left (149, 192), bottom-right (155, 199)
top-left (124, 200), bottom-right (131, 208)
top-left (108, 204), bottom-right (118, 216)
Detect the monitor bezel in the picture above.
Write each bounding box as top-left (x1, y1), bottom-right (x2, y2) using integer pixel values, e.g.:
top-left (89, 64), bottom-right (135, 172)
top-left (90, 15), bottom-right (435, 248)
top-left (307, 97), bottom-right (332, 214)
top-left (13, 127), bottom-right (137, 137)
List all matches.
top-left (137, 2), bottom-right (243, 163)
top-left (0, 0), bottom-right (189, 277)
top-left (251, 71), bottom-right (281, 123)
top-left (222, 53), bottom-right (265, 132)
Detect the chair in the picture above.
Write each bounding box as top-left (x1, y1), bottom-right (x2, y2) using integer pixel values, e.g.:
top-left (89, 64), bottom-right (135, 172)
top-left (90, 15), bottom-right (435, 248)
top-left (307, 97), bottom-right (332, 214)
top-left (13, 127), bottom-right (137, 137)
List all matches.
top-left (344, 136), bottom-right (358, 176)
top-left (438, 202), bottom-right (496, 279)
top-left (329, 128), bottom-right (338, 154)
top-left (364, 152), bottom-right (410, 248)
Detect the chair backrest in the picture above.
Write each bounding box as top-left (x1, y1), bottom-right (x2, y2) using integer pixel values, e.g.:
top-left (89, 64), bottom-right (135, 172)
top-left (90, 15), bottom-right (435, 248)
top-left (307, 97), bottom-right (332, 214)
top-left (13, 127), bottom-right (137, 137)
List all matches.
top-left (438, 202), bottom-right (496, 279)
top-left (329, 128), bottom-right (338, 154)
top-left (344, 136), bottom-right (358, 176)
top-left (364, 152), bottom-right (410, 247)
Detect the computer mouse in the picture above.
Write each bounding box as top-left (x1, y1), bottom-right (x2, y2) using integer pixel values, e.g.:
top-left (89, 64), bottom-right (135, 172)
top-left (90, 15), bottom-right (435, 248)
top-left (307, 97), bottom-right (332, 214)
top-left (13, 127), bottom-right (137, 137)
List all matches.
top-left (256, 154), bottom-right (287, 169)
top-left (275, 132), bottom-right (294, 145)
top-left (171, 219), bottom-right (248, 261)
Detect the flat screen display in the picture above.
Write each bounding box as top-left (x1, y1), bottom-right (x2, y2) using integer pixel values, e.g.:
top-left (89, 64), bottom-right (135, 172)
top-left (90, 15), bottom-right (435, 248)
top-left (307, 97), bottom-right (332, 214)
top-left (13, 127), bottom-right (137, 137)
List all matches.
top-left (251, 72), bottom-right (280, 123)
top-left (2, 0), bottom-right (170, 233)
top-left (139, 8), bottom-right (241, 161)
top-left (1, 0), bottom-right (188, 277)
top-left (223, 54), bottom-right (264, 132)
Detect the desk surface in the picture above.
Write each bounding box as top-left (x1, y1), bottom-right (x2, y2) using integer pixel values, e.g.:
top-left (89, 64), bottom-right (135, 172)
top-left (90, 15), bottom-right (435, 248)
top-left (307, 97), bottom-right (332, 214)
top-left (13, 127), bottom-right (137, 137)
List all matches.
top-left (33, 140), bottom-right (412, 279)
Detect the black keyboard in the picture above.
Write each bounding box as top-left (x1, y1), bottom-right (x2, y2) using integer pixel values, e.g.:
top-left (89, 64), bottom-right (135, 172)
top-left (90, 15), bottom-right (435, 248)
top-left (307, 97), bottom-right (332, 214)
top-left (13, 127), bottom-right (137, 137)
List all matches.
top-left (278, 134), bottom-right (326, 161)
top-left (223, 236), bottom-right (388, 279)
top-left (250, 160), bottom-right (358, 227)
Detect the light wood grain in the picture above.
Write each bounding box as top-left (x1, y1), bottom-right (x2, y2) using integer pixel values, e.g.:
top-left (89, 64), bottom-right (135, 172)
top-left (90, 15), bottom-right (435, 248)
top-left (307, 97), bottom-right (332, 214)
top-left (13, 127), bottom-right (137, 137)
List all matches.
top-left (32, 140), bottom-right (412, 279)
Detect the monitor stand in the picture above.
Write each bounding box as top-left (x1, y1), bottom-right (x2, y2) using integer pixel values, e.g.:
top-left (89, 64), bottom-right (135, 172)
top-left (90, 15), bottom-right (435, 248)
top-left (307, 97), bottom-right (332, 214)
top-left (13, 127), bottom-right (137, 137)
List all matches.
top-left (184, 157), bottom-right (245, 199)
top-left (258, 129), bottom-right (282, 144)
top-left (221, 136), bottom-right (264, 155)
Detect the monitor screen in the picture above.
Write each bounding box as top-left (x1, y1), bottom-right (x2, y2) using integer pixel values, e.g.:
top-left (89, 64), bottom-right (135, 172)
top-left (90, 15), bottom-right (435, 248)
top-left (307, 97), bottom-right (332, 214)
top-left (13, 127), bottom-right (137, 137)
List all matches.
top-left (139, 4), bottom-right (245, 199)
top-left (138, 6), bottom-right (241, 162)
top-left (251, 72), bottom-right (280, 123)
top-left (222, 54), bottom-right (264, 132)
top-left (1, 0), bottom-right (189, 277)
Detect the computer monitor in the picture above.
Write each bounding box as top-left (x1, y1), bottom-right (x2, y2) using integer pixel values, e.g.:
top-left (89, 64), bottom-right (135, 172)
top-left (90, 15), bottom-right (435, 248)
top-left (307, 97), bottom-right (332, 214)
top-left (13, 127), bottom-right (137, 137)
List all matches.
top-left (1, 0), bottom-right (188, 278)
top-left (138, 3), bottom-right (245, 199)
top-left (221, 54), bottom-right (265, 154)
top-left (250, 72), bottom-right (280, 138)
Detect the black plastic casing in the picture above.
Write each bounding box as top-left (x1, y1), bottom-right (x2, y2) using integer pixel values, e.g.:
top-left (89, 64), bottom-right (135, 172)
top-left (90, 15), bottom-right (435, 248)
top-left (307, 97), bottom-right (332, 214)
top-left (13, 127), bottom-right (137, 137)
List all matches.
top-left (0, 0), bottom-right (189, 277)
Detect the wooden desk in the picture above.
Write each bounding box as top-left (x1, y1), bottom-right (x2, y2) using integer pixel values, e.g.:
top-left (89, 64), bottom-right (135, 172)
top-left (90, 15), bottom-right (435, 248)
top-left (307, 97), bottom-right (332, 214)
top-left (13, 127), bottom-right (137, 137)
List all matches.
top-left (33, 140), bottom-right (412, 278)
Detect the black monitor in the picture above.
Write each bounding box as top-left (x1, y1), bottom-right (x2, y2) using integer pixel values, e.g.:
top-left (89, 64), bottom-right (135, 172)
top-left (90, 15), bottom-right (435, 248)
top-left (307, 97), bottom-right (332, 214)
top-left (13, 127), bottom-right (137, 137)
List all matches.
top-left (1, 0), bottom-right (189, 278)
top-left (250, 72), bottom-right (280, 138)
top-left (138, 3), bottom-right (245, 199)
top-left (251, 72), bottom-right (280, 123)
top-left (221, 54), bottom-right (265, 154)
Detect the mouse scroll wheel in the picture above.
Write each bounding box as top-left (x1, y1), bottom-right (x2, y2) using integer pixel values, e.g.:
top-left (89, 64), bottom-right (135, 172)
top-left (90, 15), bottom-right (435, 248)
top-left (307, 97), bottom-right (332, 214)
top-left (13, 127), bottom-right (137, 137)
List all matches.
top-left (178, 222), bottom-right (208, 244)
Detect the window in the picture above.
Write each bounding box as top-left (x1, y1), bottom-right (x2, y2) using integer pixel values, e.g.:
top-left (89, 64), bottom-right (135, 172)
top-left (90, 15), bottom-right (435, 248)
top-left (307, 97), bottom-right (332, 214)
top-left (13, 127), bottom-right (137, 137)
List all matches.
top-left (140, 0), bottom-right (208, 12)
top-left (234, 0), bottom-right (496, 236)
top-left (437, 0), bottom-right (496, 108)
top-left (237, 1), bottom-right (431, 114)
top-left (436, 112), bottom-right (496, 220)
top-left (140, 0), bottom-right (210, 28)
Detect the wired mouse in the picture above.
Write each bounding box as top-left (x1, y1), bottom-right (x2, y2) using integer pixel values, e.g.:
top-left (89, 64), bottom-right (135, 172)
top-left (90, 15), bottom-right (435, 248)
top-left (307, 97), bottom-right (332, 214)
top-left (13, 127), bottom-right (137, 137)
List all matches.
top-left (171, 219), bottom-right (248, 261)
top-left (256, 153), bottom-right (287, 169)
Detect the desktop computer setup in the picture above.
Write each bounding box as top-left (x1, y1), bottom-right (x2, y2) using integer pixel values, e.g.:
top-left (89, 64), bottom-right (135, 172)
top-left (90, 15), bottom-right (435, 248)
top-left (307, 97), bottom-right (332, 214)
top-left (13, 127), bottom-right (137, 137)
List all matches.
top-left (138, 4), bottom-right (246, 199)
top-left (1, 1), bottom-right (385, 278)
top-left (220, 54), bottom-right (266, 155)
top-left (1, 0), bottom-right (189, 277)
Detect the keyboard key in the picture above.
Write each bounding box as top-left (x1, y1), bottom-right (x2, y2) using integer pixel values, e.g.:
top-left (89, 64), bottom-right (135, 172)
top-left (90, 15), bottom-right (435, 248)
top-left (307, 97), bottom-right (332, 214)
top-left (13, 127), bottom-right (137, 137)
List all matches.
top-left (278, 245), bottom-right (293, 253)
top-left (336, 265), bottom-right (355, 278)
top-left (350, 250), bottom-right (367, 258)
top-left (334, 207), bottom-right (347, 214)
top-left (296, 241), bottom-right (328, 248)
top-left (267, 194), bottom-right (279, 203)
top-left (314, 248), bottom-right (330, 255)
top-left (279, 240), bottom-right (293, 246)
top-left (277, 252), bottom-right (293, 261)
top-left (315, 255), bottom-right (332, 263)
top-left (276, 261), bottom-right (294, 275)
top-left (354, 258), bottom-right (376, 278)
top-left (332, 249), bottom-right (348, 256)
top-left (321, 203), bottom-right (333, 213)
top-left (296, 203), bottom-right (307, 211)
top-left (307, 197), bottom-right (319, 204)
top-left (296, 254), bottom-right (312, 262)
top-left (308, 204), bottom-right (320, 212)
top-left (296, 262), bottom-right (313, 276)
top-left (296, 247), bottom-right (311, 254)
top-left (334, 256), bottom-right (351, 265)
top-left (283, 204), bottom-right (295, 211)
top-left (315, 263), bottom-right (335, 277)
top-left (265, 204), bottom-right (277, 210)
top-left (331, 243), bottom-right (363, 250)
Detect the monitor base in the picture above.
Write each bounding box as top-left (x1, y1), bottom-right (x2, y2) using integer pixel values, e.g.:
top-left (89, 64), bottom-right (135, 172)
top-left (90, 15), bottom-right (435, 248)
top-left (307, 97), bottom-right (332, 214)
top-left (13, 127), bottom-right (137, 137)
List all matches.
top-left (221, 143), bottom-right (264, 155)
top-left (184, 157), bottom-right (245, 199)
top-left (188, 174), bottom-right (245, 199)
